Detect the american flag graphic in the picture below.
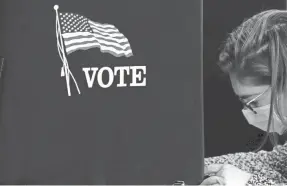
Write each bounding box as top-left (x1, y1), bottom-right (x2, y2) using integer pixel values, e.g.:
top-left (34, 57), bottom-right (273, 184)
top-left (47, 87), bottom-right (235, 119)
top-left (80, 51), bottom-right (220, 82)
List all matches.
top-left (58, 12), bottom-right (133, 57)
top-left (54, 5), bottom-right (134, 96)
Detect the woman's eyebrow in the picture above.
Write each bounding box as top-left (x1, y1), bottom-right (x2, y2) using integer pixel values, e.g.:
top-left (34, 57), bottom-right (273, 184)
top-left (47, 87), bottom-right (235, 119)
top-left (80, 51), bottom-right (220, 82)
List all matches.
top-left (238, 95), bottom-right (253, 100)
top-left (239, 94), bottom-right (262, 101)
top-left (238, 92), bottom-right (263, 101)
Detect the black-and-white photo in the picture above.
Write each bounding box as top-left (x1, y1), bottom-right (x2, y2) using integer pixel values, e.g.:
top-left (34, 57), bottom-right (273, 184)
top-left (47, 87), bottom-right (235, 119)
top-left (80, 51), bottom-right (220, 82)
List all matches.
top-left (1, 0), bottom-right (287, 185)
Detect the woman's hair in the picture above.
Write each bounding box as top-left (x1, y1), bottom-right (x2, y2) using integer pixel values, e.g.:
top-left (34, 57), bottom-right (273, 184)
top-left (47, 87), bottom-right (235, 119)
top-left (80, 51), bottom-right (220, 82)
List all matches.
top-left (218, 9), bottom-right (287, 152)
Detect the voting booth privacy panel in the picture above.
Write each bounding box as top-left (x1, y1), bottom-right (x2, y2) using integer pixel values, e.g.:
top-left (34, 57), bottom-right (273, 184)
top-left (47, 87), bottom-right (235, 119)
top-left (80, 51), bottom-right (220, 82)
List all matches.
top-left (0, 0), bottom-right (203, 185)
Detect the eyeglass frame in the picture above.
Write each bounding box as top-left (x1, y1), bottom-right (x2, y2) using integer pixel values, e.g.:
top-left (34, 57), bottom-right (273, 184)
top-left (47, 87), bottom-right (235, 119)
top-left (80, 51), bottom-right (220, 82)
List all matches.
top-left (239, 88), bottom-right (270, 114)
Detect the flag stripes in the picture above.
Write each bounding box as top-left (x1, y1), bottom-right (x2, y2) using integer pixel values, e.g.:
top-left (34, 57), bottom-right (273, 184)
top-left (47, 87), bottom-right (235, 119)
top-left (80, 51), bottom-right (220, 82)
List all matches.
top-left (59, 12), bottom-right (133, 57)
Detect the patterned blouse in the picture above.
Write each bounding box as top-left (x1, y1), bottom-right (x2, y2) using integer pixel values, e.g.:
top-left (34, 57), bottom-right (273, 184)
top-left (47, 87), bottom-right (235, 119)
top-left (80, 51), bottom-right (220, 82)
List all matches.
top-left (204, 142), bottom-right (287, 185)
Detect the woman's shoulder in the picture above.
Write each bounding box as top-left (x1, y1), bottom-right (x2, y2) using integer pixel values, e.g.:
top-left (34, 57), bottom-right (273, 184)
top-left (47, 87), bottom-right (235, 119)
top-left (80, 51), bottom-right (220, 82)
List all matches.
top-left (205, 141), bottom-right (287, 161)
top-left (205, 142), bottom-right (287, 184)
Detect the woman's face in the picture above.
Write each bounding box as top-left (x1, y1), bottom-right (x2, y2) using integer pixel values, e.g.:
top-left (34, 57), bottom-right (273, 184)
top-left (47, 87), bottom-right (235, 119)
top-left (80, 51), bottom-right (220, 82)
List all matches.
top-left (230, 73), bottom-right (287, 134)
top-left (229, 74), bottom-right (270, 108)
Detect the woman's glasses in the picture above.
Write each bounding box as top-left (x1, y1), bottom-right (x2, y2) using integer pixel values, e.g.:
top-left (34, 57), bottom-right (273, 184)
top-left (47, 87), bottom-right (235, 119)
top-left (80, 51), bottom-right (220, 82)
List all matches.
top-left (239, 88), bottom-right (269, 114)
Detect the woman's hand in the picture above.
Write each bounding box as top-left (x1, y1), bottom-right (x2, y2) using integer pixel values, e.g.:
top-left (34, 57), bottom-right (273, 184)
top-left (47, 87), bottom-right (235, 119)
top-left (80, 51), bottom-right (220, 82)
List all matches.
top-left (200, 164), bottom-right (252, 186)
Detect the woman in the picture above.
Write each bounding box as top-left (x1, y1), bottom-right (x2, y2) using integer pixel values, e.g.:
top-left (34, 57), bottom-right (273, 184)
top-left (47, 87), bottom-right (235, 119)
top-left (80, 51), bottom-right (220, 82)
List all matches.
top-left (201, 10), bottom-right (287, 185)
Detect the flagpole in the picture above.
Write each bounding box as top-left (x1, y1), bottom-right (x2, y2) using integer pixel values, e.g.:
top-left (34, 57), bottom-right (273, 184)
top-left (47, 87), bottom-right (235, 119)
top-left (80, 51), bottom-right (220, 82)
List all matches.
top-left (54, 5), bottom-right (73, 96)
top-left (54, 5), bottom-right (81, 96)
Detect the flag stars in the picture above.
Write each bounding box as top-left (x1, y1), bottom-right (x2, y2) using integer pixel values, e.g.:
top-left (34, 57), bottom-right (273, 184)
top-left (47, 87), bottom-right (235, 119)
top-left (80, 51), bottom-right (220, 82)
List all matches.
top-left (59, 12), bottom-right (92, 33)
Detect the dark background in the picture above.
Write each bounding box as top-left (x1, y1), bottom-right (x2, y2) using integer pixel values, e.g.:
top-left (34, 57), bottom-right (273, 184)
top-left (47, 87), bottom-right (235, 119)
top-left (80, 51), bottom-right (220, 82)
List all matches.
top-left (204, 0), bottom-right (287, 157)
